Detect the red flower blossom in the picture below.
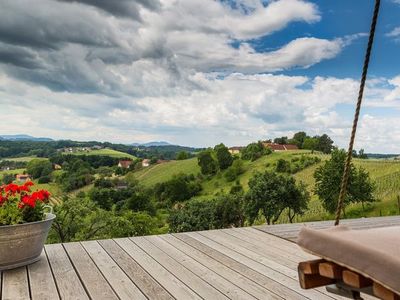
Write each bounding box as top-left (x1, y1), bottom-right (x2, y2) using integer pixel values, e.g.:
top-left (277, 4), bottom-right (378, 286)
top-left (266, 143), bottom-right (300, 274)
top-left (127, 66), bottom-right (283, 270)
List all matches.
top-left (0, 182), bottom-right (50, 209)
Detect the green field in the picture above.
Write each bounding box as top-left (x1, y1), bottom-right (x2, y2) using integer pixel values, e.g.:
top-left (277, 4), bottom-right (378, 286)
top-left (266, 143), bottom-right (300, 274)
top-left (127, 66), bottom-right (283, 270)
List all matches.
top-left (0, 156), bottom-right (43, 162)
top-left (132, 158), bottom-right (200, 186)
top-left (0, 168), bottom-right (26, 180)
top-left (64, 148), bottom-right (136, 159)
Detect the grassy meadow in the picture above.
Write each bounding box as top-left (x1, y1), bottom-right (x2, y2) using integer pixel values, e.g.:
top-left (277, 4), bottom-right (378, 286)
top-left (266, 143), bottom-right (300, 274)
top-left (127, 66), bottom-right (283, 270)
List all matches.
top-left (65, 148), bottom-right (136, 159)
top-left (132, 158), bottom-right (200, 186)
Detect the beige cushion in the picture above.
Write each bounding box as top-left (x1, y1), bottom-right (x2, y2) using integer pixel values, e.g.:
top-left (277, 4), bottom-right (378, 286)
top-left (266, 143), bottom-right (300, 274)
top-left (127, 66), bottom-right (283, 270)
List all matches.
top-left (297, 225), bottom-right (400, 293)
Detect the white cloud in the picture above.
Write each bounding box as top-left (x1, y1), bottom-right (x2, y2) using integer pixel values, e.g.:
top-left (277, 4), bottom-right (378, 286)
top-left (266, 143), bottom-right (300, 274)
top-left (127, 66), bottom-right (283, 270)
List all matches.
top-left (2, 72), bottom-right (400, 152)
top-left (0, 0), bottom-right (352, 94)
top-left (386, 27), bottom-right (400, 42)
top-left (1, 0), bottom-right (394, 152)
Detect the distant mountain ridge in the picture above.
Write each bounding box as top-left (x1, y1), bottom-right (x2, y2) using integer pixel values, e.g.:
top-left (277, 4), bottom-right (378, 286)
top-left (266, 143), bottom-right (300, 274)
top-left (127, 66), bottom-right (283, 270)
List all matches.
top-left (131, 141), bottom-right (173, 147)
top-left (0, 134), bottom-right (54, 141)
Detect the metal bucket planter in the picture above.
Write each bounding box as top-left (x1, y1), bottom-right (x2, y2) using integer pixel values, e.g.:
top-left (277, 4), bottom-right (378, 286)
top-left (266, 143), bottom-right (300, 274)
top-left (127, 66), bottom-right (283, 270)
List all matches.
top-left (0, 213), bottom-right (55, 270)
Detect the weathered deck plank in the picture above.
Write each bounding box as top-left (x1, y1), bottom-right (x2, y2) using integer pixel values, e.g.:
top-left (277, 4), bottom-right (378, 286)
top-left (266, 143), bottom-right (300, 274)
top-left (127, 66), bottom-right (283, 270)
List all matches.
top-left (63, 242), bottom-right (118, 300)
top-left (1, 267), bottom-right (29, 300)
top-left (45, 244), bottom-right (89, 300)
top-left (81, 240), bottom-right (146, 300)
top-left (27, 251), bottom-right (59, 300)
top-left (132, 236), bottom-right (229, 300)
top-left (99, 239), bottom-right (174, 300)
top-left (2, 216), bottom-right (397, 299)
top-left (173, 233), bottom-right (285, 299)
top-left (115, 237), bottom-right (201, 300)
top-left (145, 235), bottom-right (256, 300)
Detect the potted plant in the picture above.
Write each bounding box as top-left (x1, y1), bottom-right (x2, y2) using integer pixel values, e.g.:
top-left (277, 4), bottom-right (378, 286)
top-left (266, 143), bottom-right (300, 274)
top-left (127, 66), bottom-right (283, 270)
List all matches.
top-left (0, 181), bottom-right (55, 270)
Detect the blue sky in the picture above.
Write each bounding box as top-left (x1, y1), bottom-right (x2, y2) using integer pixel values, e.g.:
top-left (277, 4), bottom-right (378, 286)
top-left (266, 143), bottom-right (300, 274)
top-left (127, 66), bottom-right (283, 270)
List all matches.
top-left (0, 0), bottom-right (400, 152)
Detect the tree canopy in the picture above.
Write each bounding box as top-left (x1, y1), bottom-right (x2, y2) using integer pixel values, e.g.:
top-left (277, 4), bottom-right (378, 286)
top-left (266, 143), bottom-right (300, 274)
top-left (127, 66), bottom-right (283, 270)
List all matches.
top-left (244, 170), bottom-right (310, 225)
top-left (314, 149), bottom-right (375, 214)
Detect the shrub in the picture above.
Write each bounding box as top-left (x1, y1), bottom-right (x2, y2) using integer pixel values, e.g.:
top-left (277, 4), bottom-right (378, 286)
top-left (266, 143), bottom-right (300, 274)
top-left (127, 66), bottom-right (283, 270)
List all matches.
top-left (38, 175), bottom-right (51, 183)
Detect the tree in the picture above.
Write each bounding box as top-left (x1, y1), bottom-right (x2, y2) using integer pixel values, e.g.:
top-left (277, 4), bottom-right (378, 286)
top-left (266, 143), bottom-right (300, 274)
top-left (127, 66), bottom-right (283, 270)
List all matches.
top-left (168, 198), bottom-right (217, 232)
top-left (314, 149), bottom-right (375, 214)
top-left (241, 141), bottom-right (268, 161)
top-left (214, 143), bottom-right (233, 170)
top-left (26, 159), bottom-right (53, 179)
top-left (176, 151), bottom-right (189, 160)
top-left (214, 194), bottom-right (245, 228)
top-left (358, 149), bottom-right (368, 159)
top-left (197, 150), bottom-right (218, 175)
top-left (224, 159), bottom-right (244, 182)
top-left (275, 159), bottom-right (291, 173)
top-left (153, 173), bottom-right (201, 205)
top-left (48, 195), bottom-right (159, 243)
top-left (1, 173), bottom-right (15, 184)
top-left (317, 134), bottom-right (334, 154)
top-left (290, 131), bottom-right (307, 148)
top-left (285, 182), bottom-right (309, 223)
top-left (274, 136), bottom-right (288, 145)
top-left (303, 137), bottom-right (318, 153)
top-left (244, 171), bottom-right (310, 225)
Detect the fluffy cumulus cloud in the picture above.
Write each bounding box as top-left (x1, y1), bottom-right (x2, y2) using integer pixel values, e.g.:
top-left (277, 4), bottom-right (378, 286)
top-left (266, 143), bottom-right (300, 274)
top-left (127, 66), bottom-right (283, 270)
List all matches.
top-left (0, 0), bottom-right (399, 152)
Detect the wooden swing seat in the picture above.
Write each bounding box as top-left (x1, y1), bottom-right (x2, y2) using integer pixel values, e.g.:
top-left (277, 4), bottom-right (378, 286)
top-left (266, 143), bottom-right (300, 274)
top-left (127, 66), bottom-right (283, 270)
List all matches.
top-left (297, 225), bottom-right (400, 299)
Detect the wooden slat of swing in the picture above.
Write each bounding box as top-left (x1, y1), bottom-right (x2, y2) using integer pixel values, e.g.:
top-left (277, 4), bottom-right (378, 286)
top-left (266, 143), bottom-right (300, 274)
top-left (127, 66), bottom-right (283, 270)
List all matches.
top-left (373, 282), bottom-right (400, 300)
top-left (342, 270), bottom-right (373, 288)
top-left (298, 259), bottom-right (400, 300)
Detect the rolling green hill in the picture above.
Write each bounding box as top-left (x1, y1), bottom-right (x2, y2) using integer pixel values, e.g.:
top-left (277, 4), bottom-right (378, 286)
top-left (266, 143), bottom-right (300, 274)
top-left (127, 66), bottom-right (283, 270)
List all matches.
top-left (65, 148), bottom-right (136, 159)
top-left (129, 150), bottom-right (400, 222)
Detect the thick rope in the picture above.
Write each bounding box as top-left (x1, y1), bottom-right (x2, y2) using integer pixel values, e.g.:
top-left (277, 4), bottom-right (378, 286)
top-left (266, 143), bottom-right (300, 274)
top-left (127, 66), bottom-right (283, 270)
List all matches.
top-left (334, 0), bottom-right (381, 226)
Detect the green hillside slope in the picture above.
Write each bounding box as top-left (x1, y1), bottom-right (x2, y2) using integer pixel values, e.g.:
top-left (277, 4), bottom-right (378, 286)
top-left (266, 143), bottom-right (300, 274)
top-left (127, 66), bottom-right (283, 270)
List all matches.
top-left (132, 158), bottom-right (200, 186)
top-left (65, 148), bottom-right (136, 159)
top-left (131, 151), bottom-right (400, 222)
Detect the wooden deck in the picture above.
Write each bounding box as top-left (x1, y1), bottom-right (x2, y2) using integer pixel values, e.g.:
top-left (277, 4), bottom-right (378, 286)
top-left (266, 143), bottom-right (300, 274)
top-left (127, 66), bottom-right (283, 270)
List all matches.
top-left (1, 216), bottom-right (398, 300)
top-left (257, 215), bottom-right (400, 241)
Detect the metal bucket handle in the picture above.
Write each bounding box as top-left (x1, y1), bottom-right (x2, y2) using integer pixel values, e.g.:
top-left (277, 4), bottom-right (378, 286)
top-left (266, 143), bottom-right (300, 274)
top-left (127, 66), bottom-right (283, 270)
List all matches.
top-left (43, 205), bottom-right (54, 215)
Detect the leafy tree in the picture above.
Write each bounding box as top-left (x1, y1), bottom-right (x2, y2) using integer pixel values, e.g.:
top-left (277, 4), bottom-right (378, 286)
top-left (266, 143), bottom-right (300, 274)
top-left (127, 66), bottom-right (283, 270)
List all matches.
top-left (241, 141), bottom-right (269, 161)
top-left (358, 149), bottom-right (368, 159)
top-left (303, 137), bottom-right (319, 153)
top-left (176, 151), bottom-right (189, 160)
top-left (168, 198), bottom-right (217, 232)
top-left (1, 173), bottom-right (15, 184)
top-left (48, 196), bottom-right (159, 243)
top-left (285, 182), bottom-right (309, 223)
top-left (38, 175), bottom-right (51, 183)
top-left (244, 171), bottom-right (310, 225)
top-left (275, 159), bottom-right (291, 173)
top-left (26, 159), bottom-right (53, 179)
top-left (314, 149), bottom-right (375, 214)
top-left (273, 137), bottom-right (288, 145)
top-left (153, 173), bottom-right (201, 205)
top-left (317, 134), bottom-right (334, 154)
top-left (214, 194), bottom-right (245, 228)
top-left (197, 150), bottom-right (218, 175)
top-left (214, 143), bottom-right (233, 170)
top-left (224, 159), bottom-right (244, 182)
top-left (290, 131), bottom-right (307, 148)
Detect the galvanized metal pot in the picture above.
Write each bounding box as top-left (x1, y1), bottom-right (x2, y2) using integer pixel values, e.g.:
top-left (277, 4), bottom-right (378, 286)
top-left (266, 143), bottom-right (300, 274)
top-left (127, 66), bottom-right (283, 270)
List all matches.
top-left (0, 213), bottom-right (55, 270)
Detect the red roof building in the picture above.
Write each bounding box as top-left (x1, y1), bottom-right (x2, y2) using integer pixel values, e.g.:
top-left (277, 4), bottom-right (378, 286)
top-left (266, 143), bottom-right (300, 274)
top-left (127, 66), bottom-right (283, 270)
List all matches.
top-left (118, 160), bottom-right (133, 169)
top-left (263, 143), bottom-right (298, 151)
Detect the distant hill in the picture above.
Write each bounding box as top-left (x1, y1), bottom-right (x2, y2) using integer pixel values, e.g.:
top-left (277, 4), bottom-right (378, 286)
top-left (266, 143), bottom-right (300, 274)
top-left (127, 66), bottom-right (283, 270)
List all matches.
top-left (366, 153), bottom-right (400, 159)
top-left (0, 134), bottom-right (53, 141)
top-left (131, 141), bottom-right (173, 147)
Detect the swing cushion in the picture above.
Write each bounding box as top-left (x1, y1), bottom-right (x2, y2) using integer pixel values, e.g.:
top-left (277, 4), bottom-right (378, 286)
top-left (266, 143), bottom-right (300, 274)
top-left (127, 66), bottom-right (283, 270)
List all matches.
top-left (297, 225), bottom-right (400, 293)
